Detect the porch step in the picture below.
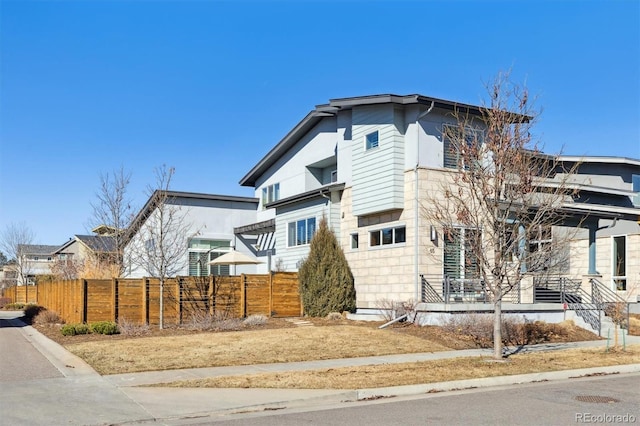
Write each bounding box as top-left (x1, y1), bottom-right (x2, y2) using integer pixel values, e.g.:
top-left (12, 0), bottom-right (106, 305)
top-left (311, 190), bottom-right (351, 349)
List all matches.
top-left (284, 318), bottom-right (314, 327)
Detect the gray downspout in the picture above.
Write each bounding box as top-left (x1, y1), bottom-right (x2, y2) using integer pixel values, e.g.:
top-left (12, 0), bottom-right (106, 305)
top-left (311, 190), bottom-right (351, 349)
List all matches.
top-left (414, 102), bottom-right (434, 302)
top-left (320, 189), bottom-right (331, 230)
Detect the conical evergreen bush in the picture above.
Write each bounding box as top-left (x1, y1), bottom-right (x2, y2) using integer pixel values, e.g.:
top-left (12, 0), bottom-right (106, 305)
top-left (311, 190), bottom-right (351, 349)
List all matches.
top-left (298, 217), bottom-right (356, 317)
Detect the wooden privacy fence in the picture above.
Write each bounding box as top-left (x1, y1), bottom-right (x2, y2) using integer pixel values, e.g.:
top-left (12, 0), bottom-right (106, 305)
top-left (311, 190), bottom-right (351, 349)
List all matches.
top-left (1, 272), bottom-right (301, 326)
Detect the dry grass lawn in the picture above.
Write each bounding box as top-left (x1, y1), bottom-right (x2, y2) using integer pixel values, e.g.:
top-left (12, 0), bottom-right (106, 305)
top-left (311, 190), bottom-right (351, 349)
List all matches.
top-left (66, 325), bottom-right (451, 375)
top-left (160, 345), bottom-right (640, 390)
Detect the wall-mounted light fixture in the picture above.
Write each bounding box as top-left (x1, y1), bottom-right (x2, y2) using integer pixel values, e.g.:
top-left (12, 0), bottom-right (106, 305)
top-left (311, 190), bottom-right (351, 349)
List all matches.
top-left (430, 225), bottom-right (437, 242)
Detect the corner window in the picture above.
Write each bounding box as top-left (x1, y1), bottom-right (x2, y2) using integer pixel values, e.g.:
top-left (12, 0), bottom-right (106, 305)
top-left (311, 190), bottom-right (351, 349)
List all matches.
top-left (442, 124), bottom-right (483, 170)
top-left (287, 217), bottom-right (316, 247)
top-left (365, 130), bottom-right (379, 150)
top-left (370, 226), bottom-right (406, 247)
top-left (632, 174), bottom-right (640, 207)
top-left (351, 233), bottom-right (359, 249)
top-left (261, 183), bottom-right (280, 207)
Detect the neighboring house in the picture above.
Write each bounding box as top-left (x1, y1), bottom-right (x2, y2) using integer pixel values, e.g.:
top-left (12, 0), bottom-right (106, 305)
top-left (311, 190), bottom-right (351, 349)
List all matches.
top-left (239, 94), bottom-right (640, 312)
top-left (10, 244), bottom-right (60, 285)
top-left (0, 265), bottom-right (18, 289)
top-left (123, 191), bottom-right (259, 278)
top-left (52, 234), bottom-right (117, 278)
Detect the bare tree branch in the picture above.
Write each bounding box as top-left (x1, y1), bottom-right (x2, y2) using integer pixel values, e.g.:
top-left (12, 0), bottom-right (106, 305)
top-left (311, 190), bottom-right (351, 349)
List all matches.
top-left (0, 222), bottom-right (36, 286)
top-left (422, 70), bottom-right (582, 359)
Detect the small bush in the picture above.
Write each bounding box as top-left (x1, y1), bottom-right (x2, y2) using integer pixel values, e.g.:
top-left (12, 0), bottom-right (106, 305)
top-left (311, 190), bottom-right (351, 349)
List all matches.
top-left (243, 314), bottom-right (268, 326)
top-left (61, 323), bottom-right (90, 336)
top-left (117, 318), bottom-right (151, 337)
top-left (61, 324), bottom-right (77, 336)
top-left (22, 304), bottom-right (45, 324)
top-left (4, 302), bottom-right (25, 310)
top-left (34, 309), bottom-right (63, 325)
top-left (90, 321), bottom-right (119, 335)
top-left (326, 312), bottom-right (343, 321)
top-left (186, 311), bottom-right (243, 331)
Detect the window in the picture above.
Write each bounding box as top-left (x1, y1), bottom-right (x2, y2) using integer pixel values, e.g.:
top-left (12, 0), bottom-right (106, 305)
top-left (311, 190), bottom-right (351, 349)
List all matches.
top-left (330, 170), bottom-right (338, 183)
top-left (633, 174), bottom-right (640, 207)
top-left (261, 183), bottom-right (280, 207)
top-left (287, 217), bottom-right (316, 247)
top-left (443, 227), bottom-right (480, 280)
top-left (613, 235), bottom-right (626, 291)
top-left (369, 226), bottom-right (406, 247)
top-left (188, 239), bottom-right (231, 277)
top-left (528, 225), bottom-right (552, 254)
top-left (442, 124), bottom-right (483, 169)
top-left (351, 233), bottom-right (359, 249)
top-left (365, 130), bottom-right (379, 150)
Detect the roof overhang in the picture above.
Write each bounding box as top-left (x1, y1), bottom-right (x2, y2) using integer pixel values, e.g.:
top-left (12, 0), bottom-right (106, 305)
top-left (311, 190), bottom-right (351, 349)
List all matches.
top-left (234, 218), bottom-right (275, 235)
top-left (239, 94), bottom-right (532, 188)
top-left (266, 183), bottom-right (345, 209)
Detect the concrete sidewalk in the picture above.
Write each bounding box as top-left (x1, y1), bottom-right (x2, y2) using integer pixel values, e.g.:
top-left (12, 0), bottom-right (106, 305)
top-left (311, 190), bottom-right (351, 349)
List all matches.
top-left (5, 313), bottom-right (640, 426)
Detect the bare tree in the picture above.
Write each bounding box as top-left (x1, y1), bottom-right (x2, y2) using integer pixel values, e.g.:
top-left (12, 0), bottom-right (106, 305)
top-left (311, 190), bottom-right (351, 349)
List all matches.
top-left (0, 222), bottom-right (36, 286)
top-left (89, 166), bottom-right (135, 276)
top-left (422, 71), bottom-right (580, 360)
top-left (129, 165), bottom-right (193, 329)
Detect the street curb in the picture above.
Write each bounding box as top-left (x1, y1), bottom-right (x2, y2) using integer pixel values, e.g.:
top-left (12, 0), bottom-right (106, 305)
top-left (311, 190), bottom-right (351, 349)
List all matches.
top-left (355, 364), bottom-right (640, 400)
top-left (17, 321), bottom-right (100, 378)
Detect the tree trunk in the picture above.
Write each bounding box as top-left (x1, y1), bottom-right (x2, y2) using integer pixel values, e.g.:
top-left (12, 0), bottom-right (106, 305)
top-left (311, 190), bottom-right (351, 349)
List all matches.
top-left (493, 298), bottom-right (502, 359)
top-left (159, 278), bottom-right (164, 330)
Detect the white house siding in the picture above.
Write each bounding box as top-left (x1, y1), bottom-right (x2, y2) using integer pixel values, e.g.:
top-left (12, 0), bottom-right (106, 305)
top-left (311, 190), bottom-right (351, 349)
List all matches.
top-left (254, 117), bottom-right (338, 219)
top-left (351, 104), bottom-right (405, 216)
top-left (125, 197), bottom-right (258, 278)
top-left (273, 198), bottom-right (330, 271)
top-left (336, 110), bottom-right (353, 186)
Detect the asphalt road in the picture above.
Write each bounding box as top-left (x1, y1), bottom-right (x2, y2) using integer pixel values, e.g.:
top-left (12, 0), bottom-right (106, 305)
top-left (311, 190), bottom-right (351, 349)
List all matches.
top-left (205, 373), bottom-right (640, 426)
top-left (0, 311), bottom-right (63, 382)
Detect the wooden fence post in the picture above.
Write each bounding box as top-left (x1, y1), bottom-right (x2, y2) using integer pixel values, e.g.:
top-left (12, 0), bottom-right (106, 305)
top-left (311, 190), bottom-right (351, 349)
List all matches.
top-left (82, 279), bottom-right (88, 324)
top-left (142, 278), bottom-right (149, 325)
top-left (112, 278), bottom-right (117, 323)
top-left (208, 275), bottom-right (214, 316)
top-left (177, 278), bottom-right (182, 325)
top-left (269, 272), bottom-right (274, 317)
top-left (240, 274), bottom-right (246, 318)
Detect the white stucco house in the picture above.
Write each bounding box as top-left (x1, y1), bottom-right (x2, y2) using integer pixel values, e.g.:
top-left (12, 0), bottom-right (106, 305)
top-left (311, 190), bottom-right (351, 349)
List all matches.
top-left (237, 94), bottom-right (640, 316)
top-left (123, 191), bottom-right (260, 278)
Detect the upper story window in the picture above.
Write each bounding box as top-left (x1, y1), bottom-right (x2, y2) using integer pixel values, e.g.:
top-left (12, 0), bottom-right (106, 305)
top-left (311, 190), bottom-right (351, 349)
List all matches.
top-left (365, 130), bottom-right (379, 150)
top-left (370, 226), bottom-right (406, 247)
top-left (442, 124), bottom-right (484, 170)
top-left (632, 174), bottom-right (640, 207)
top-left (262, 183), bottom-right (280, 207)
top-left (287, 217), bottom-right (316, 247)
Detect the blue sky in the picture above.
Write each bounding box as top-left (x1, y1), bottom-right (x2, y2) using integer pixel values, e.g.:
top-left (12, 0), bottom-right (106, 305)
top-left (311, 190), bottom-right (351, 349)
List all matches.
top-left (1, 0), bottom-right (639, 247)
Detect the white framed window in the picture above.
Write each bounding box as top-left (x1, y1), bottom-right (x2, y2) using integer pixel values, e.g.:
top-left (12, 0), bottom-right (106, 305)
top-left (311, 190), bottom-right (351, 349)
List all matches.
top-left (261, 183), bottom-right (280, 207)
top-left (188, 239), bottom-right (231, 277)
top-left (612, 235), bottom-right (626, 291)
top-left (365, 130), bottom-right (379, 150)
top-left (528, 225), bottom-right (552, 254)
top-left (369, 226), bottom-right (406, 247)
top-left (442, 124), bottom-right (483, 169)
top-left (287, 217), bottom-right (316, 247)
